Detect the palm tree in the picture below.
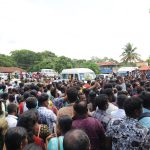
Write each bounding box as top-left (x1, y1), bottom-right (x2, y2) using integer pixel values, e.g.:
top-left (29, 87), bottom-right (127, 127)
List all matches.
top-left (147, 56), bottom-right (150, 66)
top-left (120, 43), bottom-right (141, 63)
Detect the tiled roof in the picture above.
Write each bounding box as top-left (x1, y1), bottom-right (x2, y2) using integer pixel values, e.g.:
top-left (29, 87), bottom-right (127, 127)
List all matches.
top-left (96, 62), bottom-right (118, 66)
top-left (139, 65), bottom-right (150, 71)
top-left (0, 67), bottom-right (24, 73)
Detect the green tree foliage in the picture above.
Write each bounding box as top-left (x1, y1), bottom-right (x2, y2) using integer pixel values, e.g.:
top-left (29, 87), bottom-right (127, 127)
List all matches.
top-left (10, 49), bottom-right (41, 70)
top-left (120, 43), bottom-right (141, 63)
top-left (1, 49), bottom-right (120, 74)
top-left (54, 56), bottom-right (73, 73)
top-left (72, 59), bottom-right (86, 68)
top-left (0, 54), bottom-right (16, 67)
top-left (79, 61), bottom-right (100, 74)
top-left (37, 50), bottom-right (57, 60)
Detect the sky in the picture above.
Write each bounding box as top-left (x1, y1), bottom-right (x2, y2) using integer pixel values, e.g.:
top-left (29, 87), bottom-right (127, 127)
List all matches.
top-left (0, 0), bottom-right (150, 61)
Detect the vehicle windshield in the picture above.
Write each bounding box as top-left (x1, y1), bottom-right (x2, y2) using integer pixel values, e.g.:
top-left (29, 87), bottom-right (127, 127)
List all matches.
top-left (79, 72), bottom-right (96, 80)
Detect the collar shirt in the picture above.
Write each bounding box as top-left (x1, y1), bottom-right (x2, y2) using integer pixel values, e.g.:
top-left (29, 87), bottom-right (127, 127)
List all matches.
top-left (93, 108), bottom-right (112, 130)
top-left (106, 117), bottom-right (150, 150)
top-left (111, 109), bottom-right (126, 119)
top-left (72, 116), bottom-right (105, 150)
top-left (38, 107), bottom-right (56, 132)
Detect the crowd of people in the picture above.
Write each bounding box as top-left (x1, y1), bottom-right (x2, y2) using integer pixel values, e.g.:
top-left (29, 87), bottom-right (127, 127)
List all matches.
top-left (0, 74), bottom-right (150, 150)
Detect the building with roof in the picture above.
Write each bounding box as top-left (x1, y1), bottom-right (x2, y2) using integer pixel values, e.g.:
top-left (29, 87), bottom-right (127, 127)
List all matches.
top-left (0, 67), bottom-right (24, 73)
top-left (96, 62), bottom-right (119, 74)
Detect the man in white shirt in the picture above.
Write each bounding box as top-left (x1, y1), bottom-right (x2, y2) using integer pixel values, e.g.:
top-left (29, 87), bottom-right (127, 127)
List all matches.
top-left (111, 94), bottom-right (127, 119)
top-left (6, 103), bottom-right (18, 128)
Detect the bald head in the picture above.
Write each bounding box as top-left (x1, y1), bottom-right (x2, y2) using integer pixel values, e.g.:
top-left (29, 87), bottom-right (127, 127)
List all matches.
top-left (63, 129), bottom-right (90, 150)
top-left (73, 100), bottom-right (88, 116)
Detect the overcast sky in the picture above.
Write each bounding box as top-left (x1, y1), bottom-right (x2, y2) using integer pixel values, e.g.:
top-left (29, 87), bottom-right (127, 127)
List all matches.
top-left (0, 0), bottom-right (150, 61)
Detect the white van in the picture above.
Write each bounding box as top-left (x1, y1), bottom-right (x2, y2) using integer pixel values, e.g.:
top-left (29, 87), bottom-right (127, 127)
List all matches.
top-left (41, 69), bottom-right (58, 77)
top-left (61, 68), bottom-right (96, 81)
top-left (117, 67), bottom-right (138, 76)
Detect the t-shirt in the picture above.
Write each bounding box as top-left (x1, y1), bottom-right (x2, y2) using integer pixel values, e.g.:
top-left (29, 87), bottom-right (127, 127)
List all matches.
top-left (48, 136), bottom-right (64, 150)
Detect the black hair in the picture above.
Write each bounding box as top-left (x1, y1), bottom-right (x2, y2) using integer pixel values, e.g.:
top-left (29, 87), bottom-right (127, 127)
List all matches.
top-left (26, 97), bottom-right (37, 109)
top-left (103, 88), bottom-right (115, 102)
top-left (47, 84), bottom-right (52, 90)
top-left (139, 91), bottom-right (150, 108)
top-left (30, 90), bottom-right (37, 97)
top-left (38, 93), bottom-right (49, 106)
top-left (118, 91), bottom-right (128, 96)
top-left (73, 101), bottom-right (88, 116)
top-left (19, 82), bottom-right (24, 88)
top-left (8, 94), bottom-right (15, 103)
top-left (17, 110), bottom-right (39, 143)
top-left (23, 92), bottom-right (31, 101)
top-left (58, 115), bottom-right (72, 134)
top-left (104, 83), bottom-right (113, 89)
top-left (1, 93), bottom-right (8, 100)
top-left (146, 87), bottom-right (150, 92)
top-left (136, 86), bottom-right (144, 94)
top-left (51, 87), bottom-right (57, 98)
top-left (67, 87), bottom-right (78, 103)
top-left (24, 86), bottom-right (30, 92)
top-left (7, 103), bottom-right (18, 114)
top-left (63, 129), bottom-right (90, 150)
top-left (124, 97), bottom-right (142, 118)
top-left (17, 95), bottom-right (23, 104)
top-left (117, 94), bottom-right (127, 109)
top-left (5, 127), bottom-right (27, 150)
top-left (115, 85), bottom-right (122, 91)
top-left (95, 94), bottom-right (109, 111)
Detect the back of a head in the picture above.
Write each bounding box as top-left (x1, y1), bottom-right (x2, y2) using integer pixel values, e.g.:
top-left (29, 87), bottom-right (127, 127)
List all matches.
top-left (26, 97), bottom-right (37, 109)
top-left (103, 88), bottom-right (115, 102)
top-left (117, 91), bottom-right (128, 96)
top-left (17, 110), bottom-right (38, 131)
top-left (73, 100), bottom-right (88, 116)
top-left (103, 88), bottom-right (113, 97)
top-left (8, 94), bottom-right (15, 102)
top-left (104, 83), bottom-right (113, 89)
top-left (117, 94), bottom-right (127, 109)
top-left (17, 110), bottom-right (39, 143)
top-left (139, 91), bottom-right (150, 109)
top-left (5, 127), bottom-right (27, 150)
top-left (58, 115), bottom-right (72, 134)
top-left (7, 103), bottom-right (17, 114)
top-left (115, 85), bottom-right (122, 92)
top-left (124, 97), bottom-right (142, 118)
top-left (63, 129), bottom-right (90, 150)
top-left (23, 92), bottom-right (31, 101)
top-left (1, 92), bottom-right (8, 100)
top-left (67, 87), bottom-right (78, 103)
top-left (30, 90), bottom-right (38, 97)
top-left (95, 94), bottom-right (108, 111)
top-left (38, 93), bottom-right (49, 106)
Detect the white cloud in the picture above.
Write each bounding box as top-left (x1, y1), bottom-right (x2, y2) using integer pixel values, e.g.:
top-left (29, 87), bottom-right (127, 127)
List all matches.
top-left (0, 0), bottom-right (150, 61)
